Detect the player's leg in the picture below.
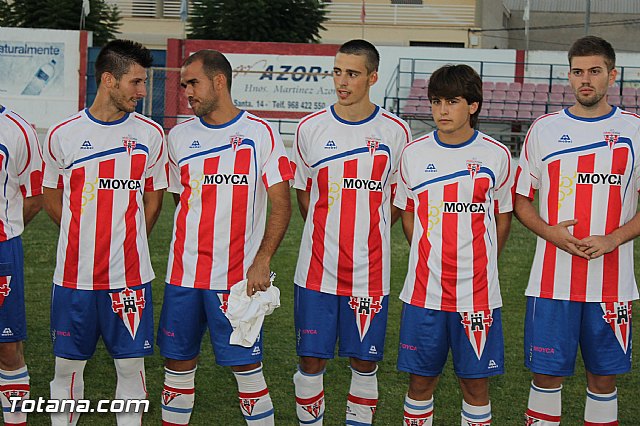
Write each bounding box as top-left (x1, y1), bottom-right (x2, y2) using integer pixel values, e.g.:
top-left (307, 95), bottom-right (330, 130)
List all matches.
top-left (101, 283), bottom-right (154, 426)
top-left (206, 289), bottom-right (273, 425)
top-left (524, 297), bottom-right (580, 425)
top-left (580, 301), bottom-right (632, 425)
top-left (397, 304), bottom-right (450, 426)
top-left (0, 236), bottom-right (30, 425)
top-left (294, 286), bottom-right (338, 425)
top-left (453, 308), bottom-right (504, 426)
top-left (157, 284), bottom-right (208, 426)
top-left (49, 285), bottom-right (100, 426)
top-left (339, 294), bottom-right (388, 426)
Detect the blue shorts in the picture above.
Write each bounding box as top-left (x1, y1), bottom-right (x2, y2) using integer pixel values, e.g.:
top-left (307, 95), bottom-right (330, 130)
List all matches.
top-left (50, 283), bottom-right (154, 360)
top-left (524, 297), bottom-right (633, 376)
top-left (157, 284), bottom-right (263, 367)
top-left (397, 303), bottom-right (504, 379)
top-left (0, 237), bottom-right (26, 342)
top-left (294, 285), bottom-right (388, 361)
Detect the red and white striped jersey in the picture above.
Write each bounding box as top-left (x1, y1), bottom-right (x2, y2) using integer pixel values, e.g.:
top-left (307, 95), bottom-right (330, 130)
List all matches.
top-left (165, 111), bottom-right (293, 290)
top-left (394, 130), bottom-right (512, 312)
top-left (43, 109), bottom-right (167, 290)
top-left (0, 105), bottom-right (43, 240)
top-left (291, 105), bottom-right (411, 297)
top-left (515, 107), bottom-right (640, 302)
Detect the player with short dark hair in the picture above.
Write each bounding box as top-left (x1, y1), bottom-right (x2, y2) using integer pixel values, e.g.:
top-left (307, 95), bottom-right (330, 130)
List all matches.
top-left (43, 39), bottom-right (167, 426)
top-left (394, 64), bottom-right (512, 425)
top-left (157, 49), bottom-right (293, 426)
top-left (291, 39), bottom-right (411, 425)
top-left (0, 105), bottom-right (43, 425)
top-left (515, 35), bottom-right (639, 425)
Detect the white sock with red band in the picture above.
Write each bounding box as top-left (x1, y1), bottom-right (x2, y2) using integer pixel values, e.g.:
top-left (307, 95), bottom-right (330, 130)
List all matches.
top-left (233, 364), bottom-right (274, 425)
top-left (584, 387), bottom-right (618, 425)
top-left (346, 365), bottom-right (378, 425)
top-left (525, 381), bottom-right (561, 425)
top-left (403, 394), bottom-right (433, 426)
top-left (293, 366), bottom-right (325, 425)
top-left (0, 365), bottom-right (29, 426)
top-left (161, 367), bottom-right (196, 426)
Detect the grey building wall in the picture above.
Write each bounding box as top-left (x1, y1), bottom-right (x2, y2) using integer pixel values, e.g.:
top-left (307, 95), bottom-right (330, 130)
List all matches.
top-left (475, 0), bottom-right (510, 48)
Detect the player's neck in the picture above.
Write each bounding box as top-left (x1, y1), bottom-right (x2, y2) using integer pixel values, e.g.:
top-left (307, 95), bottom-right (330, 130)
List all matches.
top-left (201, 104), bottom-right (242, 127)
top-left (436, 126), bottom-right (475, 146)
top-left (568, 100), bottom-right (613, 119)
top-left (88, 94), bottom-right (127, 123)
top-left (333, 100), bottom-right (376, 123)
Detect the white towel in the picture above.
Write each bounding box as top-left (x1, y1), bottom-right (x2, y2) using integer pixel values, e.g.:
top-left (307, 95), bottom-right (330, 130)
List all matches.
top-left (225, 277), bottom-right (280, 347)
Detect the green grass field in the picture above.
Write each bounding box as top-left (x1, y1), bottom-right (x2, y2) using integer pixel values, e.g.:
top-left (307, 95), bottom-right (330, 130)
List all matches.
top-left (20, 192), bottom-right (640, 425)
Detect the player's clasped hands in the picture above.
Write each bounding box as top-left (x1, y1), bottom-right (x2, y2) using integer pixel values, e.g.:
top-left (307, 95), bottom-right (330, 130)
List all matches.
top-left (546, 219), bottom-right (619, 260)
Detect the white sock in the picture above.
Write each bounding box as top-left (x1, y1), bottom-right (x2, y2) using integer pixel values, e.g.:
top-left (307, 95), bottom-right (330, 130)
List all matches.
top-left (50, 357), bottom-right (87, 426)
top-left (525, 381), bottom-right (561, 425)
top-left (403, 394), bottom-right (433, 426)
top-left (114, 358), bottom-right (147, 426)
top-left (161, 367), bottom-right (196, 426)
top-left (346, 366), bottom-right (378, 425)
top-left (584, 387), bottom-right (618, 425)
top-left (233, 364), bottom-right (274, 425)
top-left (461, 400), bottom-right (491, 425)
top-left (293, 366), bottom-right (324, 425)
top-left (0, 365), bottom-right (29, 425)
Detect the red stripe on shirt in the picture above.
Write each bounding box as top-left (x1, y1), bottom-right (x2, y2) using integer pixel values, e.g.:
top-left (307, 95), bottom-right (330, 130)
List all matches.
top-left (123, 154), bottom-right (146, 286)
top-left (367, 155), bottom-right (387, 295)
top-left (194, 157), bottom-right (220, 288)
top-left (169, 164), bottom-right (191, 285)
top-left (93, 159), bottom-right (115, 284)
top-left (5, 114), bottom-right (31, 175)
top-left (540, 160), bottom-right (560, 296)
top-left (571, 153), bottom-right (595, 301)
top-left (306, 167), bottom-right (328, 291)
top-left (278, 155), bottom-right (294, 181)
top-left (0, 154), bottom-right (6, 241)
top-left (228, 149), bottom-right (251, 287)
top-left (441, 182), bottom-right (459, 310)
top-left (472, 177), bottom-right (490, 310)
top-left (63, 167), bottom-right (85, 287)
top-left (47, 115), bottom-right (81, 162)
top-left (337, 159), bottom-right (358, 295)
top-left (411, 190), bottom-right (431, 306)
top-left (602, 147), bottom-right (628, 300)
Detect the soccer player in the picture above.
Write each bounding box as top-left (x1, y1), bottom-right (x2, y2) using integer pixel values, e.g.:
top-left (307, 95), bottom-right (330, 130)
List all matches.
top-left (515, 36), bottom-right (640, 425)
top-left (291, 39), bottom-right (412, 425)
top-left (394, 65), bottom-right (512, 425)
top-left (157, 50), bottom-right (292, 426)
top-left (42, 39), bottom-right (166, 426)
top-left (0, 105), bottom-right (43, 425)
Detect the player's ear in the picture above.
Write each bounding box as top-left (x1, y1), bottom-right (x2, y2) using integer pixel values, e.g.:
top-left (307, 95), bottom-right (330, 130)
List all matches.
top-left (101, 72), bottom-right (116, 88)
top-left (368, 70), bottom-right (378, 87)
top-left (469, 101), bottom-right (479, 115)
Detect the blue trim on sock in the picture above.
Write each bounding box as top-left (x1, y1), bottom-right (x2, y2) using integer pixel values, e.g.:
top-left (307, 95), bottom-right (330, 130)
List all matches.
top-left (297, 366), bottom-right (325, 377)
top-left (462, 409), bottom-right (491, 420)
top-left (299, 413), bottom-right (324, 424)
top-left (350, 365), bottom-right (378, 376)
top-left (587, 391), bottom-right (617, 402)
top-left (161, 404), bottom-right (193, 414)
top-left (0, 371), bottom-right (28, 380)
top-left (244, 408), bottom-right (274, 420)
top-left (531, 383), bottom-right (562, 393)
top-left (234, 367), bottom-right (263, 376)
top-left (405, 400), bottom-right (433, 411)
top-left (345, 420), bottom-right (372, 426)
top-left (164, 367), bottom-right (196, 376)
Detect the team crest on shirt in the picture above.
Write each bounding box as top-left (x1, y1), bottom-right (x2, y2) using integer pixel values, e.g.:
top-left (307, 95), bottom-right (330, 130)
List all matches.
top-left (110, 287), bottom-right (146, 339)
top-left (348, 296), bottom-right (383, 341)
top-left (601, 301), bottom-right (632, 353)
top-left (466, 160), bottom-right (482, 180)
top-left (366, 137), bottom-right (381, 155)
top-left (0, 275), bottom-right (11, 307)
top-left (217, 293), bottom-right (230, 314)
top-left (230, 134), bottom-right (244, 151)
top-left (122, 136), bottom-right (137, 155)
top-left (603, 130), bottom-right (620, 150)
top-left (460, 310), bottom-right (493, 360)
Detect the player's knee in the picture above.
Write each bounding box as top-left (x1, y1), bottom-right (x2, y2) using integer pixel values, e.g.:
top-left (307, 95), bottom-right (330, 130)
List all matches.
top-left (586, 372), bottom-right (616, 394)
top-left (408, 374), bottom-right (438, 400)
top-left (299, 356), bottom-right (327, 374)
top-left (349, 357), bottom-right (377, 374)
top-left (532, 373), bottom-right (564, 390)
top-left (114, 357), bottom-right (144, 377)
top-left (230, 362), bottom-right (262, 373)
top-left (459, 378), bottom-right (489, 405)
top-left (0, 342), bottom-right (24, 370)
top-left (165, 357), bottom-right (198, 372)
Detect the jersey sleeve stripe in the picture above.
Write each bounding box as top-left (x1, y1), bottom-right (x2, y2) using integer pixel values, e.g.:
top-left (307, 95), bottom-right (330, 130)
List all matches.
top-left (48, 115), bottom-right (82, 162)
top-left (381, 112), bottom-right (410, 144)
top-left (5, 114), bottom-right (32, 176)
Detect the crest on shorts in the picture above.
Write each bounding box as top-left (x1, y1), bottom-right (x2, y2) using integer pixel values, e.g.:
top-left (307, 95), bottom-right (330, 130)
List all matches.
top-left (601, 301), bottom-right (632, 353)
top-left (366, 138), bottom-right (380, 155)
top-left (110, 287), bottom-right (146, 339)
top-left (466, 160), bottom-right (482, 180)
top-left (0, 275), bottom-right (11, 308)
top-left (217, 293), bottom-right (230, 314)
top-left (603, 130), bottom-right (620, 150)
top-left (460, 310), bottom-right (493, 360)
top-left (230, 135), bottom-right (243, 151)
top-left (122, 136), bottom-right (137, 155)
top-left (348, 296), bottom-right (383, 341)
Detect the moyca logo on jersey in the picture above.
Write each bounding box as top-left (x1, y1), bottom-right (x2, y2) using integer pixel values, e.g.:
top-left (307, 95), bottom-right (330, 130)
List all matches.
top-left (98, 178), bottom-right (142, 191)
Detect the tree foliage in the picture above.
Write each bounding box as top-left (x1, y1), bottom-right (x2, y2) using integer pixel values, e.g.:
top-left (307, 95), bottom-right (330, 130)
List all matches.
top-left (0, 0), bottom-right (121, 46)
top-left (188, 0), bottom-right (327, 43)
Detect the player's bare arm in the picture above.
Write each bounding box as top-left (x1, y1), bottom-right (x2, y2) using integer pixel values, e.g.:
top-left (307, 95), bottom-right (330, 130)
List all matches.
top-left (495, 211), bottom-right (512, 257)
top-left (43, 187), bottom-right (63, 227)
top-left (296, 188), bottom-right (310, 220)
top-left (400, 208), bottom-right (414, 245)
top-left (22, 194), bottom-right (42, 225)
top-left (514, 193), bottom-right (589, 259)
top-left (246, 181), bottom-right (292, 296)
top-left (580, 209), bottom-right (640, 259)
top-left (142, 189), bottom-right (164, 235)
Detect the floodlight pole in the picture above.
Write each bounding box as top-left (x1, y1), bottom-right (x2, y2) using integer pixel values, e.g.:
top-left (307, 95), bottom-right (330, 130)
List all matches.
top-left (584, 0), bottom-right (591, 35)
